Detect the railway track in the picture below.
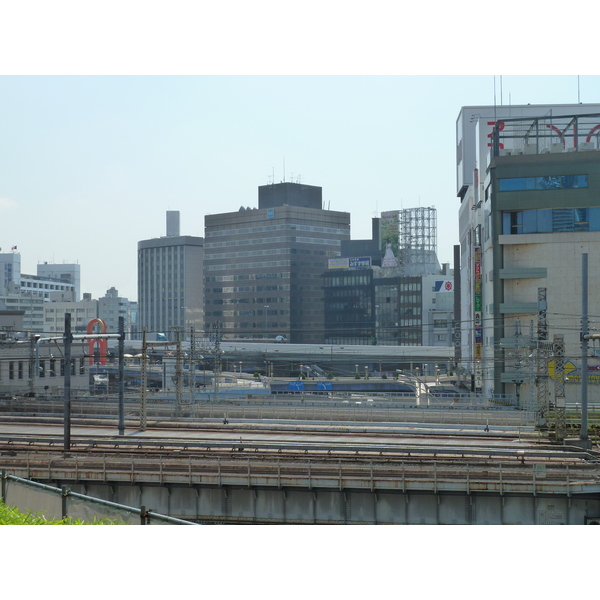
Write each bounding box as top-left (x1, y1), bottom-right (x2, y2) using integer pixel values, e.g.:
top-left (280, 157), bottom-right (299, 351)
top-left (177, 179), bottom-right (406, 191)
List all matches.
top-left (0, 417), bottom-right (597, 464)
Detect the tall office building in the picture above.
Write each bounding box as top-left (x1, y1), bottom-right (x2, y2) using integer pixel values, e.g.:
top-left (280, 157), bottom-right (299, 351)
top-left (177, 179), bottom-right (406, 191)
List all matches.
top-left (204, 182), bottom-right (350, 343)
top-left (138, 211), bottom-right (204, 340)
top-left (457, 104), bottom-right (600, 407)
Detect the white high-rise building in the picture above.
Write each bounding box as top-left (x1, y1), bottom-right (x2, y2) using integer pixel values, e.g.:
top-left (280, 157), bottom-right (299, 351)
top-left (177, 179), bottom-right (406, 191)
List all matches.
top-left (138, 211), bottom-right (204, 340)
top-left (457, 103), bottom-right (600, 410)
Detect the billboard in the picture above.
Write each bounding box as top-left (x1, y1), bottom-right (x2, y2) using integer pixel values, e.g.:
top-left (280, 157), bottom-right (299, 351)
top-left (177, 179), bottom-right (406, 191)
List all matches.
top-left (328, 257), bottom-right (372, 269)
top-left (473, 246), bottom-right (482, 369)
top-left (380, 211), bottom-right (399, 268)
top-left (328, 258), bottom-right (349, 269)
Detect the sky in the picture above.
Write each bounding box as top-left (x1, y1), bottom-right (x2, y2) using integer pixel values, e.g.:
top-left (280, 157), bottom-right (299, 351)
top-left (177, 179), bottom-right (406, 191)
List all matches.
top-left (1, 3), bottom-right (599, 303)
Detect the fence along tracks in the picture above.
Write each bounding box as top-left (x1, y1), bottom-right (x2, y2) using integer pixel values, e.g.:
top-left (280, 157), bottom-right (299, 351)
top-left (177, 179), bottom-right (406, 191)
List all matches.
top-left (2, 449), bottom-right (599, 497)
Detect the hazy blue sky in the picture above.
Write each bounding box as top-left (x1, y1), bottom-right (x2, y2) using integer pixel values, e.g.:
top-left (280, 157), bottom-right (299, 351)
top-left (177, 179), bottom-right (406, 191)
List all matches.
top-left (2, 74), bottom-right (599, 300)
top-left (1, 3), bottom-right (598, 301)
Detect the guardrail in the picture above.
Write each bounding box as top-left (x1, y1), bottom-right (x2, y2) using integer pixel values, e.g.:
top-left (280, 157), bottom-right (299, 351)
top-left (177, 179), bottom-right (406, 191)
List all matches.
top-left (3, 457), bottom-right (600, 498)
top-left (1, 469), bottom-right (197, 525)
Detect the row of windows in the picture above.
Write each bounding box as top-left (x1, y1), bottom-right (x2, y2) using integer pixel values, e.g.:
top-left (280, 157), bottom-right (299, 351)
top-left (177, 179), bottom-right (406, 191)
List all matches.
top-left (206, 273), bottom-right (288, 283)
top-left (502, 207), bottom-right (600, 234)
top-left (205, 261), bottom-right (291, 272)
top-left (206, 248), bottom-right (291, 261)
top-left (1, 358), bottom-right (85, 380)
top-left (327, 275), bottom-right (371, 287)
top-left (21, 282), bottom-right (72, 291)
top-left (399, 283), bottom-right (421, 291)
top-left (206, 223), bottom-right (349, 238)
top-left (207, 285), bottom-right (290, 304)
top-left (498, 174), bottom-right (588, 192)
top-left (206, 236), bottom-right (289, 249)
top-left (398, 294), bottom-right (421, 304)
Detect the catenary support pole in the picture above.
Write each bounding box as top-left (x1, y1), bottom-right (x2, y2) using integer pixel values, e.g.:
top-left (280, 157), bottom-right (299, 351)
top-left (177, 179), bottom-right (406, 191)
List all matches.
top-left (581, 253), bottom-right (589, 443)
top-left (118, 316), bottom-right (125, 435)
top-left (63, 313), bottom-right (72, 451)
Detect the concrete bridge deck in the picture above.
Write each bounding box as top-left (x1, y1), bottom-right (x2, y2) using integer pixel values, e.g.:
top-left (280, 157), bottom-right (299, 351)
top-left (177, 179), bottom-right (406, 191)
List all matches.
top-left (1, 416), bottom-right (599, 524)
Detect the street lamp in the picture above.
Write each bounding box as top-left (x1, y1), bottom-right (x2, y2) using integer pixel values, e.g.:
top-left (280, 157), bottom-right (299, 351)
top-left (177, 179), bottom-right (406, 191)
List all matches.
top-left (264, 305), bottom-right (269, 340)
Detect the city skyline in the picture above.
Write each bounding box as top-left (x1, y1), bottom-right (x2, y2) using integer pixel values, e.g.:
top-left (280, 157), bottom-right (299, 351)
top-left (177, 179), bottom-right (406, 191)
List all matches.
top-left (2, 75), bottom-right (600, 301)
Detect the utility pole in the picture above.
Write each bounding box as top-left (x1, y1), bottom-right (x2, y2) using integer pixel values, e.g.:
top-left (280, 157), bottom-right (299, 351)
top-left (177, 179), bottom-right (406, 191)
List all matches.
top-left (140, 328), bottom-right (147, 431)
top-left (553, 334), bottom-right (566, 442)
top-left (189, 326), bottom-right (195, 405)
top-left (513, 319), bottom-right (524, 408)
top-left (213, 322), bottom-right (221, 401)
top-left (118, 316), bottom-right (125, 436)
top-left (536, 288), bottom-right (550, 429)
top-left (63, 313), bottom-right (73, 451)
top-left (174, 326), bottom-right (183, 413)
top-left (580, 253), bottom-right (590, 446)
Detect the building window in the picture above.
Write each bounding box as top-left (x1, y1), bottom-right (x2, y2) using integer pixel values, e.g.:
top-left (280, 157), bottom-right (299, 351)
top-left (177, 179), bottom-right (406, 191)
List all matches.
top-left (503, 207), bottom-right (596, 234)
top-left (498, 174), bottom-right (588, 192)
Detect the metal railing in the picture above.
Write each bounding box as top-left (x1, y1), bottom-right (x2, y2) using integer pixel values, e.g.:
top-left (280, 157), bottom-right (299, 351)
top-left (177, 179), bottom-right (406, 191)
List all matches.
top-left (3, 457), bottom-right (599, 498)
top-left (1, 470), bottom-right (197, 525)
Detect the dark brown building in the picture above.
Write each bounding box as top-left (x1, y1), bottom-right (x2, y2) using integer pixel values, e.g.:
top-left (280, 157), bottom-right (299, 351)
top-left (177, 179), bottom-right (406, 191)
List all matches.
top-left (204, 182), bottom-right (350, 343)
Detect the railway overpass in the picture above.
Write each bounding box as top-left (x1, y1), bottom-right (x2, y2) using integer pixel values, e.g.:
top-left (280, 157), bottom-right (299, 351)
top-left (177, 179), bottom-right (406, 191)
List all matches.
top-left (1, 412), bottom-right (599, 525)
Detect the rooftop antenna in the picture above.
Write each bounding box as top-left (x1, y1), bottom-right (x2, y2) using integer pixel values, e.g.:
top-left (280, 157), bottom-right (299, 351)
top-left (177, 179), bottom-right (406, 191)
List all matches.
top-left (493, 76), bottom-right (497, 123)
top-left (578, 75), bottom-right (581, 103)
top-left (283, 157), bottom-right (285, 183)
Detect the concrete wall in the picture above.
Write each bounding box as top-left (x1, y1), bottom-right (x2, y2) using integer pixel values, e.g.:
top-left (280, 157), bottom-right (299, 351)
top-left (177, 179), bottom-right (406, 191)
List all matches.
top-left (69, 482), bottom-right (600, 525)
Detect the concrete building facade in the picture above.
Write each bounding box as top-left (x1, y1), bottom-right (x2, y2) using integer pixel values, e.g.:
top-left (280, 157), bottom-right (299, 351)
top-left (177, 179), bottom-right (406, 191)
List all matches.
top-left (204, 182), bottom-right (350, 343)
top-left (457, 104), bottom-right (600, 406)
top-left (324, 208), bottom-right (453, 349)
top-left (0, 253), bottom-right (79, 333)
top-left (138, 212), bottom-right (204, 341)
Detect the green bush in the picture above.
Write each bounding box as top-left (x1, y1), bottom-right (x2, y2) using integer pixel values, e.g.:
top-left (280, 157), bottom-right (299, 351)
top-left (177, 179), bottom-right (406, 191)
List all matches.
top-left (0, 501), bottom-right (120, 525)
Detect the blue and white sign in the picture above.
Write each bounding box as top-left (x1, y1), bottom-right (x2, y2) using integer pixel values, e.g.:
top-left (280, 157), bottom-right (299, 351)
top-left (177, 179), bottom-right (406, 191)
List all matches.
top-left (349, 257), bottom-right (371, 269)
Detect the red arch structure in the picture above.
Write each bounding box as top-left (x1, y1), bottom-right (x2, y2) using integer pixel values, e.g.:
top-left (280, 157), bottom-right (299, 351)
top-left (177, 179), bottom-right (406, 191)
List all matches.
top-left (87, 318), bottom-right (108, 365)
